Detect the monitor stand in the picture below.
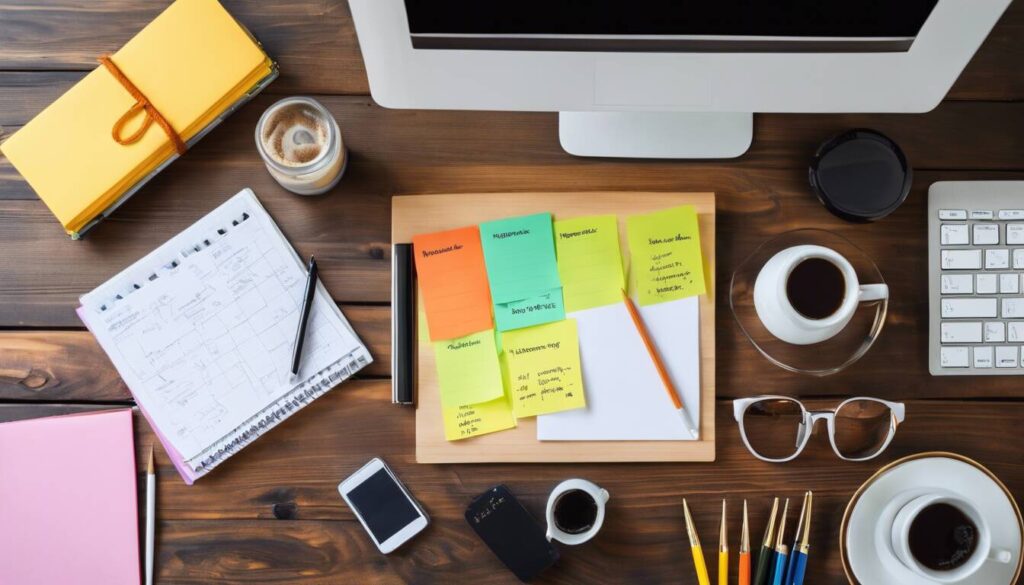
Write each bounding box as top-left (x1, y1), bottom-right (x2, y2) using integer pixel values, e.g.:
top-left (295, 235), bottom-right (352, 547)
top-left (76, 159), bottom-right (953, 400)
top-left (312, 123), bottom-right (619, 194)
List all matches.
top-left (558, 111), bottom-right (753, 159)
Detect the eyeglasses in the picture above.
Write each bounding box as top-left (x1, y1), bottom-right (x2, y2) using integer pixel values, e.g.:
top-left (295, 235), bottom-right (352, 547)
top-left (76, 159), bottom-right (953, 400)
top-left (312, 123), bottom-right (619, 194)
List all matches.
top-left (732, 396), bottom-right (905, 463)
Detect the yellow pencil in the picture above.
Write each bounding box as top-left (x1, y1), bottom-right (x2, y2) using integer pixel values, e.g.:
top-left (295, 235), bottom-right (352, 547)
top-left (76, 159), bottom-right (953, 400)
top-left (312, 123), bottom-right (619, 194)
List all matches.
top-left (719, 499), bottom-right (729, 585)
top-left (683, 499), bottom-right (712, 585)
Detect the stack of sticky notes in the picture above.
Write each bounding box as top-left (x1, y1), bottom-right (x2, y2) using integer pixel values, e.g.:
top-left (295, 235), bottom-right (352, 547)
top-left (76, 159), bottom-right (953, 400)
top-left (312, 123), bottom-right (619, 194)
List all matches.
top-left (414, 206), bottom-right (708, 443)
top-left (0, 0), bottom-right (277, 238)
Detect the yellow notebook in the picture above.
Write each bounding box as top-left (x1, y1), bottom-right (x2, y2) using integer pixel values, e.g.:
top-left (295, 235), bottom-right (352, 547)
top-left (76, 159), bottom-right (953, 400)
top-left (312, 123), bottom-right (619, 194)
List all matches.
top-left (0, 0), bottom-right (276, 238)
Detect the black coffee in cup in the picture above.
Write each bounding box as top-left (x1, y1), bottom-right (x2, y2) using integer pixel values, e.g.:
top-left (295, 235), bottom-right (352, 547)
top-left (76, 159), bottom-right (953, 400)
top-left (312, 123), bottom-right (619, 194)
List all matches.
top-left (553, 489), bottom-right (598, 535)
top-left (786, 257), bottom-right (846, 319)
top-left (908, 503), bottom-right (979, 571)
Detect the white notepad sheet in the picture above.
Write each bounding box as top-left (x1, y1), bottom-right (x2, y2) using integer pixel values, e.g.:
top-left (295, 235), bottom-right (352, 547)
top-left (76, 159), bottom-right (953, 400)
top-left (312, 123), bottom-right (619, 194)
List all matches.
top-left (537, 297), bottom-right (700, 440)
top-left (79, 189), bottom-right (370, 476)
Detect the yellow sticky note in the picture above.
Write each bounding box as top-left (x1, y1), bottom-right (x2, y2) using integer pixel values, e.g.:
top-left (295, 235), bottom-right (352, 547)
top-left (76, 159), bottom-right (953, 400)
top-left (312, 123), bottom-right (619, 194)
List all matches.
top-left (555, 215), bottom-right (626, 312)
top-left (442, 395), bottom-right (517, 441)
top-left (434, 330), bottom-right (505, 408)
top-left (501, 320), bottom-right (586, 418)
top-left (627, 205), bottom-right (706, 305)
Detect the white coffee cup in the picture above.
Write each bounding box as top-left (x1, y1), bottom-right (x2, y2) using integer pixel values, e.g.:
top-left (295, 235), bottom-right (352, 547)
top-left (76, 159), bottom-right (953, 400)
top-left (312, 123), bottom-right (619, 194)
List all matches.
top-left (545, 479), bottom-right (609, 546)
top-left (753, 244), bottom-right (888, 345)
top-left (890, 491), bottom-right (1013, 582)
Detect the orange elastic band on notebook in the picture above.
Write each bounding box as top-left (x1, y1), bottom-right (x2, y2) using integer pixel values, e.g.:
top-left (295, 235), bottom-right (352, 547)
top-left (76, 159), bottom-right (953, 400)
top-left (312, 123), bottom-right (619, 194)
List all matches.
top-left (98, 54), bottom-right (187, 155)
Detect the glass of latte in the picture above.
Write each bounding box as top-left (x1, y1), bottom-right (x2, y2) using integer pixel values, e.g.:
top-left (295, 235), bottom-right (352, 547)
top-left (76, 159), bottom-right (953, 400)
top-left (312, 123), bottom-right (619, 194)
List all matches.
top-left (255, 97), bottom-right (346, 195)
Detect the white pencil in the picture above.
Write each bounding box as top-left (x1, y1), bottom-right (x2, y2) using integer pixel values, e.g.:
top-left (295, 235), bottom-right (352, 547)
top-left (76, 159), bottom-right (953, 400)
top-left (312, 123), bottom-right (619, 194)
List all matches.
top-left (146, 447), bottom-right (156, 585)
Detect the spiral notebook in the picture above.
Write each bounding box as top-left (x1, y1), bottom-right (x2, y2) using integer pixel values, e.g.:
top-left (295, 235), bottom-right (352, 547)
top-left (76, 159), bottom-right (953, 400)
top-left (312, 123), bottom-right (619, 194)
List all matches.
top-left (78, 189), bottom-right (371, 483)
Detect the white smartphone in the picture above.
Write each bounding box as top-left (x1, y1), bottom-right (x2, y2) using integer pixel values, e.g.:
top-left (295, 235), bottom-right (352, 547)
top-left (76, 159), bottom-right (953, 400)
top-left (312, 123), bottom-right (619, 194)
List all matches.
top-left (338, 457), bottom-right (429, 553)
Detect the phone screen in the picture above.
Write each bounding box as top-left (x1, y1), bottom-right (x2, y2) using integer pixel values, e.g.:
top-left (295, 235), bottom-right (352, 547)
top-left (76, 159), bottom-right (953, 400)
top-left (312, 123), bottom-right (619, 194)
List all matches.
top-left (347, 468), bottom-right (422, 543)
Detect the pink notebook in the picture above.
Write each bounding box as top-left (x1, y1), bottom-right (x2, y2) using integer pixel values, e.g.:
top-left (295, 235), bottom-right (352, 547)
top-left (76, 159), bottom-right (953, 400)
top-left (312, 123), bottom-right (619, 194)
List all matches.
top-left (0, 409), bottom-right (140, 585)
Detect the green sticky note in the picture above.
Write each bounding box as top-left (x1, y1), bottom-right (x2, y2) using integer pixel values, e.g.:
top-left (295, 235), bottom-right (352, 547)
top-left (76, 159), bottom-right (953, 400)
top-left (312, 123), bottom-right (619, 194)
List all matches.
top-left (554, 214), bottom-right (626, 312)
top-left (501, 319), bottom-right (586, 418)
top-left (433, 329), bottom-right (505, 408)
top-left (494, 288), bottom-right (566, 331)
top-left (479, 213), bottom-right (561, 304)
top-left (627, 205), bottom-right (706, 305)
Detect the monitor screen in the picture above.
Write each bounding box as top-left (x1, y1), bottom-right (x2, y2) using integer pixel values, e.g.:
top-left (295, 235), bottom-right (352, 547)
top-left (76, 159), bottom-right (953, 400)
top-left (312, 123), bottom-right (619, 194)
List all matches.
top-left (405, 1), bottom-right (940, 52)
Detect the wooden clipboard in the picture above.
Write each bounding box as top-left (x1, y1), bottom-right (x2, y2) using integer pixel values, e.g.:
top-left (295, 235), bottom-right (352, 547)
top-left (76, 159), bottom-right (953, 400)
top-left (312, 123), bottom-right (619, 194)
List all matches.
top-left (392, 192), bottom-right (715, 463)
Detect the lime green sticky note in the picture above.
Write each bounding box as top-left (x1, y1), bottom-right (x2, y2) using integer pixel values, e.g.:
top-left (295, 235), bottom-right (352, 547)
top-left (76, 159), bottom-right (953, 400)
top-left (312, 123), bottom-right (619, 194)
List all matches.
top-left (442, 394), bottom-right (517, 441)
top-left (555, 214), bottom-right (626, 312)
top-left (627, 205), bottom-right (706, 305)
top-left (434, 330), bottom-right (504, 408)
top-left (479, 213), bottom-right (562, 304)
top-left (501, 319), bottom-right (586, 418)
top-left (494, 288), bottom-right (565, 331)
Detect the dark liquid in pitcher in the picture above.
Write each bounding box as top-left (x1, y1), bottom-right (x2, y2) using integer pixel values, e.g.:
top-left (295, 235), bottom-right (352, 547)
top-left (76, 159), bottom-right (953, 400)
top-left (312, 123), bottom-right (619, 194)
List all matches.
top-left (908, 503), bottom-right (979, 571)
top-left (553, 489), bottom-right (598, 535)
top-left (786, 258), bottom-right (846, 319)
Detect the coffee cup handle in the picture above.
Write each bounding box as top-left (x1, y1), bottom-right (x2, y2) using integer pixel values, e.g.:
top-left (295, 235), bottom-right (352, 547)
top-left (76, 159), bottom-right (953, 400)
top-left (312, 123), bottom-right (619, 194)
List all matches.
top-left (989, 548), bottom-right (1014, 564)
top-left (858, 283), bottom-right (889, 302)
top-left (599, 489), bottom-right (610, 504)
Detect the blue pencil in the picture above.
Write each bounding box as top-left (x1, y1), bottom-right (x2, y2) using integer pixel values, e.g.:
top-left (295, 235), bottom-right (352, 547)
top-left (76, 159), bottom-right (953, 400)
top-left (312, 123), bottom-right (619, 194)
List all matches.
top-left (785, 493), bottom-right (808, 585)
top-left (790, 492), bottom-right (813, 585)
top-left (769, 499), bottom-right (790, 585)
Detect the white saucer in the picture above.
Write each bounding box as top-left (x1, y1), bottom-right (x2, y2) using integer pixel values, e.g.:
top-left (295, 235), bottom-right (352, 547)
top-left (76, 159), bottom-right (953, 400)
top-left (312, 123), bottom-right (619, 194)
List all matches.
top-left (841, 453), bottom-right (1022, 585)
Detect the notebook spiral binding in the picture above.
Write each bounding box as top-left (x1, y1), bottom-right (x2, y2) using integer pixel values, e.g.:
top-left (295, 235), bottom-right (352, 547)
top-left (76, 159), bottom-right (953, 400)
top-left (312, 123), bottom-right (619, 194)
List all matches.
top-left (191, 352), bottom-right (370, 477)
top-left (96, 210), bottom-right (251, 313)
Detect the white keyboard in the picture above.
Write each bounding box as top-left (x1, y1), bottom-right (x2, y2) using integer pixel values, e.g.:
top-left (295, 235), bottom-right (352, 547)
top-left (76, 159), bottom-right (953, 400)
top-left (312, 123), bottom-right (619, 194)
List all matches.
top-left (929, 181), bottom-right (1024, 375)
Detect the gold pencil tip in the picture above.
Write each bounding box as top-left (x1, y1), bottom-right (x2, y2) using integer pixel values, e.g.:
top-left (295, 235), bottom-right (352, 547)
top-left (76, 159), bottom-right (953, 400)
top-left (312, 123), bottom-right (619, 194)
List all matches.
top-left (147, 446), bottom-right (155, 475)
top-left (741, 499), bottom-right (750, 553)
top-left (775, 499), bottom-right (790, 549)
top-left (720, 499), bottom-right (728, 550)
top-left (762, 497), bottom-right (780, 548)
top-left (683, 498), bottom-right (701, 548)
top-left (801, 491), bottom-right (814, 549)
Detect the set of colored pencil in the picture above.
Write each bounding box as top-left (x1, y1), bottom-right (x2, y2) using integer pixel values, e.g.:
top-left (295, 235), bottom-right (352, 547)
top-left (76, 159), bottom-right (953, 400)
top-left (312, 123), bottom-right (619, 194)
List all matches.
top-left (682, 493), bottom-right (812, 585)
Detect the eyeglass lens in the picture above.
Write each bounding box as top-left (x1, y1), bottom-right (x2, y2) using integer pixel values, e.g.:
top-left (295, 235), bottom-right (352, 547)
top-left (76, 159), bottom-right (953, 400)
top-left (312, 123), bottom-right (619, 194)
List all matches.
top-left (742, 398), bottom-right (804, 460)
top-left (833, 399), bottom-right (894, 459)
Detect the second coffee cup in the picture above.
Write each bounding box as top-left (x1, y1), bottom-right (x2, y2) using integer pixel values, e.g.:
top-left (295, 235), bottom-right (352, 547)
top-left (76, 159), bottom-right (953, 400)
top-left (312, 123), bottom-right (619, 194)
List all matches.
top-left (754, 244), bottom-right (888, 345)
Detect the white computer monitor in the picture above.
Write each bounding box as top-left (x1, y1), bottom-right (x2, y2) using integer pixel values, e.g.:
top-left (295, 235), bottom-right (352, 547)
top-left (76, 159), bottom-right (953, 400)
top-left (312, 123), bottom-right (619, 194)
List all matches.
top-left (349, 1), bottom-right (1010, 159)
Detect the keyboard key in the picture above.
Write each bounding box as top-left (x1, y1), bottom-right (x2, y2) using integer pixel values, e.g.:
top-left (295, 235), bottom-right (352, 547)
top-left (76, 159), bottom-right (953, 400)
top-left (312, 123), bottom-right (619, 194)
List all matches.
top-left (999, 210), bottom-right (1024, 220)
top-left (996, 346), bottom-right (1018, 367)
top-left (939, 209), bottom-right (967, 220)
top-left (986, 249), bottom-right (1009, 269)
top-left (942, 298), bottom-right (998, 318)
top-left (1003, 299), bottom-right (1024, 319)
top-left (1014, 249), bottom-right (1024, 269)
top-left (941, 322), bottom-right (982, 343)
top-left (940, 347), bottom-right (970, 368)
top-left (985, 322), bottom-right (1006, 342)
top-left (971, 210), bottom-right (995, 220)
top-left (940, 224), bottom-right (969, 245)
top-left (941, 274), bottom-right (974, 294)
top-left (1009, 322), bottom-right (1024, 342)
top-left (974, 346), bottom-right (994, 368)
top-left (1008, 224), bottom-right (1024, 244)
top-left (976, 274), bottom-right (998, 294)
top-left (1001, 273), bottom-right (1020, 294)
top-left (974, 224), bottom-right (1000, 245)
top-left (941, 250), bottom-right (982, 270)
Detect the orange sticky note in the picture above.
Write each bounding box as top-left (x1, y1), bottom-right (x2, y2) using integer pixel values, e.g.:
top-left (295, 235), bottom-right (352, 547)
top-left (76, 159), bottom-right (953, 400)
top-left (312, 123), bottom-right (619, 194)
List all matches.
top-left (413, 226), bottom-right (494, 341)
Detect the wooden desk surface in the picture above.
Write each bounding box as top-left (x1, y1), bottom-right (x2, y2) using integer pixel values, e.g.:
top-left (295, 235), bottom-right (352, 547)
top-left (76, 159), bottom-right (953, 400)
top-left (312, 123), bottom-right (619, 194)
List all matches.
top-left (1, 2), bottom-right (1023, 583)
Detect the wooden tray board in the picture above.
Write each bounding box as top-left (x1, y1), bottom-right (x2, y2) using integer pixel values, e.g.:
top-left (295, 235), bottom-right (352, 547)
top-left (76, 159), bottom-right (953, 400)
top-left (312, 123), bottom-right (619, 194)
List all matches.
top-left (393, 192), bottom-right (715, 463)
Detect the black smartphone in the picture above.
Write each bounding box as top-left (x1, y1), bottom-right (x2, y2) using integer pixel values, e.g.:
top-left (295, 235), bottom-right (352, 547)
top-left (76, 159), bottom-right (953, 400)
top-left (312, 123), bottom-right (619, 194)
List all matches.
top-left (465, 484), bottom-right (559, 582)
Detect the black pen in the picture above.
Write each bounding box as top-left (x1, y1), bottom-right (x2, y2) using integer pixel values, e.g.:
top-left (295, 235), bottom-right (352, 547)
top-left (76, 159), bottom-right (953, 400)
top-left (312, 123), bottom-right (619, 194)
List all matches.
top-left (290, 255), bottom-right (318, 376)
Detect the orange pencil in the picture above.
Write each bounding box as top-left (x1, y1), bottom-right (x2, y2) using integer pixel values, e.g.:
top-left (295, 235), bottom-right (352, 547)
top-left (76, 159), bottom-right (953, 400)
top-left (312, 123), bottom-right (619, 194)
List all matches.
top-left (621, 289), bottom-right (698, 438)
top-left (739, 500), bottom-right (751, 585)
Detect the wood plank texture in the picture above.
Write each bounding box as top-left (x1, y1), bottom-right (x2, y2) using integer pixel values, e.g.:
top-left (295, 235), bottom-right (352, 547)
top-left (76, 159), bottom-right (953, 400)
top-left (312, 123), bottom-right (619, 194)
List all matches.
top-left (1, 398), bottom-right (1022, 584)
top-left (3, 1), bottom-right (1024, 583)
